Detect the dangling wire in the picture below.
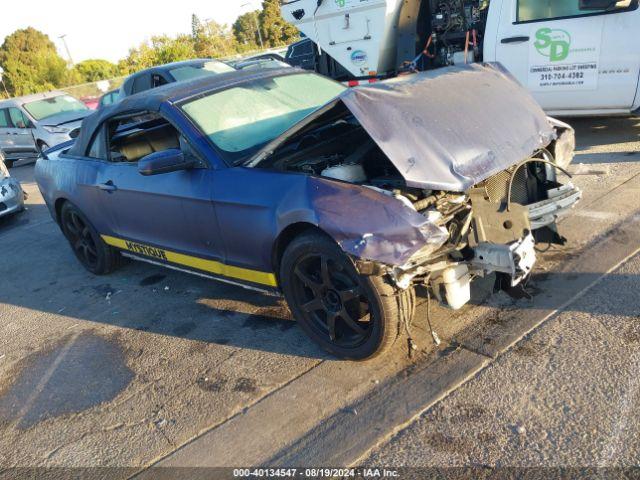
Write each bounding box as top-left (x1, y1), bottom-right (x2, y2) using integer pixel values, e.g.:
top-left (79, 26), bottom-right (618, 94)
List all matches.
top-left (402, 289), bottom-right (418, 359)
top-left (426, 285), bottom-right (441, 347)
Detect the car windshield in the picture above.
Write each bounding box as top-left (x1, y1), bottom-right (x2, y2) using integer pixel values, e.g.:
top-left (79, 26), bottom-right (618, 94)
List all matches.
top-left (169, 61), bottom-right (235, 82)
top-left (181, 73), bottom-right (346, 165)
top-left (238, 59), bottom-right (291, 71)
top-left (23, 95), bottom-right (88, 121)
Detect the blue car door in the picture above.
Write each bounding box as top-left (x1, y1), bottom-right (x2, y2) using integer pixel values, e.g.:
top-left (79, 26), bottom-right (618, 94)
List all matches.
top-left (94, 113), bottom-right (226, 268)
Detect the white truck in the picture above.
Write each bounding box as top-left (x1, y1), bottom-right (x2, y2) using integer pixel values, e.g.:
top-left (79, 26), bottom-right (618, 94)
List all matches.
top-left (281, 0), bottom-right (640, 116)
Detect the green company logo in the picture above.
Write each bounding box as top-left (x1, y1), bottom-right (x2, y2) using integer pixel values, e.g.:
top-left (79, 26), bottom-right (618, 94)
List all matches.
top-left (534, 28), bottom-right (571, 62)
top-left (335, 0), bottom-right (346, 6)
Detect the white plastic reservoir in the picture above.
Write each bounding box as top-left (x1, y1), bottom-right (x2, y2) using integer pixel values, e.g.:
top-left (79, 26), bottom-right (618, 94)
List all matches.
top-left (441, 265), bottom-right (471, 310)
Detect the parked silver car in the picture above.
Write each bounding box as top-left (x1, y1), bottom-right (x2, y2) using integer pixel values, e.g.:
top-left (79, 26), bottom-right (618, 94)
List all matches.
top-left (0, 91), bottom-right (91, 168)
top-left (0, 149), bottom-right (25, 217)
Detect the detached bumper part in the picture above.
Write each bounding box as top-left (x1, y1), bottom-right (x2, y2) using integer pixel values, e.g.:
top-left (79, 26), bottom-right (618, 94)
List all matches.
top-left (528, 183), bottom-right (582, 230)
top-left (472, 234), bottom-right (537, 287)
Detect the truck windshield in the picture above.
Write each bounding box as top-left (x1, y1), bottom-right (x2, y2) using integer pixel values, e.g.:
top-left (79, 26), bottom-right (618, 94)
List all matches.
top-left (181, 73), bottom-right (346, 165)
top-left (23, 95), bottom-right (88, 121)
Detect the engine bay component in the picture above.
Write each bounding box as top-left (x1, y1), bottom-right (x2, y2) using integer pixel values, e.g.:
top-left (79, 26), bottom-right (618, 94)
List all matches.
top-left (527, 183), bottom-right (582, 230)
top-left (468, 187), bottom-right (531, 246)
top-left (472, 234), bottom-right (536, 286)
top-left (438, 264), bottom-right (471, 310)
top-left (321, 163), bottom-right (367, 183)
top-left (428, 0), bottom-right (489, 67)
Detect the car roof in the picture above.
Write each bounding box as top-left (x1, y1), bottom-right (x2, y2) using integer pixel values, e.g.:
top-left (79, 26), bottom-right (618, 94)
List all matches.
top-left (0, 91), bottom-right (69, 108)
top-left (69, 67), bottom-right (307, 157)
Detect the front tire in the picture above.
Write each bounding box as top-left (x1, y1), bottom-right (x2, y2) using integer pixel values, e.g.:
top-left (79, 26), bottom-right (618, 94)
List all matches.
top-left (280, 232), bottom-right (415, 360)
top-left (59, 202), bottom-right (122, 275)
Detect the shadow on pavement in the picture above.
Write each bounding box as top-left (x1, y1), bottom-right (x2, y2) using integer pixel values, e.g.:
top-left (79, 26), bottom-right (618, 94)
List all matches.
top-left (570, 115), bottom-right (640, 152)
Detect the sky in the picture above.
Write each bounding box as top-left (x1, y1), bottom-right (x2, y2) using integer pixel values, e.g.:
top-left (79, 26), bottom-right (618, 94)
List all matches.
top-left (2, 0), bottom-right (264, 63)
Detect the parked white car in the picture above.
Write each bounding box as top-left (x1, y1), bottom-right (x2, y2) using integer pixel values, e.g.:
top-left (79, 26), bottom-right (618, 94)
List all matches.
top-left (0, 149), bottom-right (25, 218)
top-left (0, 92), bottom-right (91, 168)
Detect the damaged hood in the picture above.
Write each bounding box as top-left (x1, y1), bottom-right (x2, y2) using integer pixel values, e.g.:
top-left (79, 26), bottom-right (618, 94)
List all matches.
top-left (340, 63), bottom-right (556, 191)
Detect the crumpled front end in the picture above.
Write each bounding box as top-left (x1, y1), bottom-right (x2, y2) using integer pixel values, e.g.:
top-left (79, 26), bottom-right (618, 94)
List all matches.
top-left (386, 135), bottom-right (581, 310)
top-left (308, 123), bottom-right (580, 312)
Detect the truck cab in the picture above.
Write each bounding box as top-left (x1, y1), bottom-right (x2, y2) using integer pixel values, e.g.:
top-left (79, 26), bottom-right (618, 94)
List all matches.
top-left (281, 0), bottom-right (640, 116)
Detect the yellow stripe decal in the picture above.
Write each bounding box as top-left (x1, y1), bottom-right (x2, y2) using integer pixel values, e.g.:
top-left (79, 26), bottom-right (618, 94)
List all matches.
top-left (101, 235), bottom-right (278, 287)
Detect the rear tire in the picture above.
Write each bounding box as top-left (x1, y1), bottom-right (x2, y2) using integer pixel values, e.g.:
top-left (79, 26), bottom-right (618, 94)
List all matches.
top-left (280, 232), bottom-right (415, 360)
top-left (59, 202), bottom-right (123, 275)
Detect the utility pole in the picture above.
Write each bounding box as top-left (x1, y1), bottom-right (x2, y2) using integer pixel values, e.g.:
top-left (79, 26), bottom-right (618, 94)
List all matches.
top-left (0, 67), bottom-right (9, 98)
top-left (241, 2), bottom-right (264, 49)
top-left (58, 34), bottom-right (74, 66)
top-left (254, 14), bottom-right (264, 49)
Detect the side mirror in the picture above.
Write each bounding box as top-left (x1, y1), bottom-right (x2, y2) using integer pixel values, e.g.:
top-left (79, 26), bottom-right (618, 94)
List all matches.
top-left (579, 0), bottom-right (617, 10)
top-left (138, 149), bottom-right (195, 176)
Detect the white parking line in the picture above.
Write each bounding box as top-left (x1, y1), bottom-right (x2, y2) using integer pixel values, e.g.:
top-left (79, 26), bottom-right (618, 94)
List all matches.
top-left (597, 345), bottom-right (640, 466)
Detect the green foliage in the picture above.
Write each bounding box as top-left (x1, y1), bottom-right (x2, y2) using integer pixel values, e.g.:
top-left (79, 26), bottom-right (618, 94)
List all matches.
top-left (0, 28), bottom-right (69, 96)
top-left (260, 0), bottom-right (299, 47)
top-left (233, 11), bottom-right (262, 47)
top-left (191, 16), bottom-right (239, 58)
top-left (72, 59), bottom-right (118, 83)
top-left (120, 35), bottom-right (197, 73)
top-left (0, 4), bottom-right (299, 98)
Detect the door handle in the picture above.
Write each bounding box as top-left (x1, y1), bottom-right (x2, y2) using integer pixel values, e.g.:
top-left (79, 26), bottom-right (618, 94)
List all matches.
top-left (501, 36), bottom-right (530, 44)
top-left (97, 181), bottom-right (117, 192)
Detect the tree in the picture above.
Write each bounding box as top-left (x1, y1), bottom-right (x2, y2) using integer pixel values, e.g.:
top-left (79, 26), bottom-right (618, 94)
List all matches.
top-left (233, 11), bottom-right (262, 47)
top-left (72, 59), bottom-right (118, 83)
top-left (191, 15), bottom-right (239, 58)
top-left (120, 35), bottom-right (196, 73)
top-left (260, 0), bottom-right (299, 47)
top-left (0, 28), bottom-right (69, 96)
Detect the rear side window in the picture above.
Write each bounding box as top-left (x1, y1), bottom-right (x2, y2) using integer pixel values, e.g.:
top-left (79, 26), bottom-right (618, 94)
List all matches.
top-left (107, 113), bottom-right (181, 164)
top-left (0, 109), bottom-right (9, 128)
top-left (131, 74), bottom-right (151, 95)
top-left (8, 108), bottom-right (29, 128)
top-left (517, 0), bottom-right (636, 22)
top-left (152, 74), bottom-right (169, 88)
top-left (100, 91), bottom-right (118, 107)
top-left (87, 126), bottom-right (107, 160)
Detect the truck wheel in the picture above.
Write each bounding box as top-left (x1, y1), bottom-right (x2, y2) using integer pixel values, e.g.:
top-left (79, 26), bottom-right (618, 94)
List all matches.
top-left (60, 202), bottom-right (123, 275)
top-left (280, 232), bottom-right (415, 360)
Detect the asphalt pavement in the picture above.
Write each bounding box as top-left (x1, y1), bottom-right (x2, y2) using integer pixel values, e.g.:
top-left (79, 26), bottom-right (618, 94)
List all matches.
top-left (366, 251), bottom-right (640, 470)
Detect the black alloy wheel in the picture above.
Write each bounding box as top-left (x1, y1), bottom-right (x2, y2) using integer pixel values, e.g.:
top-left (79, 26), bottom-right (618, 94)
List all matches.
top-left (280, 232), bottom-right (415, 360)
top-left (59, 202), bottom-right (123, 275)
top-left (291, 252), bottom-right (372, 348)
top-left (63, 207), bottom-right (99, 270)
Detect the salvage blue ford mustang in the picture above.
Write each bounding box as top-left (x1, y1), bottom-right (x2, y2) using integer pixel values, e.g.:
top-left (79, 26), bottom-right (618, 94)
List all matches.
top-left (35, 65), bottom-right (581, 359)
